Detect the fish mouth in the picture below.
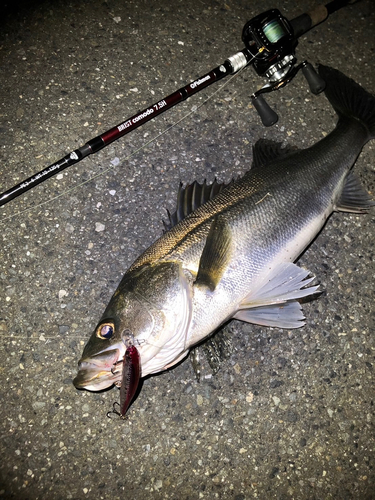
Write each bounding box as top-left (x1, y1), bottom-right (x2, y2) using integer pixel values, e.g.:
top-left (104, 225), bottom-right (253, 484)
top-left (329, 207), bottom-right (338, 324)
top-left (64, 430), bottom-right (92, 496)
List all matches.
top-left (73, 348), bottom-right (123, 391)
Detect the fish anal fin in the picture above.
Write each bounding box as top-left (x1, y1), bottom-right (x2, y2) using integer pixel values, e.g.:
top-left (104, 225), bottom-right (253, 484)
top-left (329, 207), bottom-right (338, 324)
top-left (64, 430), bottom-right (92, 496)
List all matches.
top-left (195, 216), bottom-right (232, 291)
top-left (335, 171), bottom-right (375, 213)
top-left (234, 262), bottom-right (320, 329)
top-left (234, 301), bottom-right (305, 329)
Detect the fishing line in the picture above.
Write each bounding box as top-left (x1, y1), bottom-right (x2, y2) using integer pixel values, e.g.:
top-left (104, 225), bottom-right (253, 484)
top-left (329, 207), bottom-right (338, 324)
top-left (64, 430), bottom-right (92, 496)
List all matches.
top-left (1, 56), bottom-right (259, 342)
top-left (0, 55), bottom-right (258, 226)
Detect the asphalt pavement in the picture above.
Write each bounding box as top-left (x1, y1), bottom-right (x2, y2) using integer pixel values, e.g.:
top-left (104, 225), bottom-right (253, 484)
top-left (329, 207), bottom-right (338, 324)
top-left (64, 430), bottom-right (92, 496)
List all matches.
top-left (0, 0), bottom-right (374, 498)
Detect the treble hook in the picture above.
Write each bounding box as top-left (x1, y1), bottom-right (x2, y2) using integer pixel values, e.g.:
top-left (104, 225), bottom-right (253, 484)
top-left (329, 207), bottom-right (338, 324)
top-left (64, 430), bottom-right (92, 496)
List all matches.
top-left (106, 401), bottom-right (128, 420)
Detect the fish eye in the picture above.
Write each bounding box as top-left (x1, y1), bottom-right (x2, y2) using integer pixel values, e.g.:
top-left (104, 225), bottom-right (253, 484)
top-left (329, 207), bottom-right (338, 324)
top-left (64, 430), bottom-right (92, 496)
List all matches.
top-left (96, 322), bottom-right (115, 340)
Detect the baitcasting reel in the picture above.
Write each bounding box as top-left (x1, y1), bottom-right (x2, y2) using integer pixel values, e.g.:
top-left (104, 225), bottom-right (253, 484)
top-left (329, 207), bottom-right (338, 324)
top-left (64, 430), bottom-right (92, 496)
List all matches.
top-left (242, 8), bottom-right (326, 126)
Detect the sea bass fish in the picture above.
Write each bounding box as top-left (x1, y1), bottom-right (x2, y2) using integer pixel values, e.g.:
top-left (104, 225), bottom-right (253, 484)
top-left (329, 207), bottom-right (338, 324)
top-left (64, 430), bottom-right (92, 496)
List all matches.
top-left (73, 65), bottom-right (374, 415)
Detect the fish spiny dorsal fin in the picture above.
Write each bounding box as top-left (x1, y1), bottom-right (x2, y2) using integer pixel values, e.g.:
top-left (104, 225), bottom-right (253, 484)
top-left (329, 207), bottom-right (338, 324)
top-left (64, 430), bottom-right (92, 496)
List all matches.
top-left (252, 139), bottom-right (299, 169)
top-left (163, 179), bottom-right (232, 232)
top-left (335, 171), bottom-right (375, 213)
top-left (195, 216), bottom-right (232, 291)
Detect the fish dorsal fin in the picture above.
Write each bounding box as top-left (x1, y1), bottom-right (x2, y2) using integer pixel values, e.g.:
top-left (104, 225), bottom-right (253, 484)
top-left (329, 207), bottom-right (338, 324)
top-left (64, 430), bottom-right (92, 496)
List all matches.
top-left (233, 262), bottom-right (320, 329)
top-left (163, 179), bottom-right (231, 231)
top-left (335, 171), bottom-right (375, 213)
top-left (195, 216), bottom-right (232, 291)
top-left (252, 139), bottom-right (298, 169)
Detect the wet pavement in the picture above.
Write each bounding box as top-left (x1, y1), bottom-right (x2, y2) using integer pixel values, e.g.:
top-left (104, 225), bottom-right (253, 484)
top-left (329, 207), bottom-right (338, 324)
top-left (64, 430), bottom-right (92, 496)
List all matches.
top-left (0, 0), bottom-right (374, 499)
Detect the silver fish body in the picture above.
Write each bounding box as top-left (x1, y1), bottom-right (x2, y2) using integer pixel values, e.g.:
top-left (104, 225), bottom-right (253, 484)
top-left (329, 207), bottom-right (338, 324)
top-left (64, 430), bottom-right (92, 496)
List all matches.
top-left (73, 65), bottom-right (374, 407)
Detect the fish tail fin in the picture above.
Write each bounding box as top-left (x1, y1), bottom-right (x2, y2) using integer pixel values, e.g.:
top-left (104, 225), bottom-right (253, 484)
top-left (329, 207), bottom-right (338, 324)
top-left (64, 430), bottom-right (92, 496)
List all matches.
top-left (318, 65), bottom-right (375, 140)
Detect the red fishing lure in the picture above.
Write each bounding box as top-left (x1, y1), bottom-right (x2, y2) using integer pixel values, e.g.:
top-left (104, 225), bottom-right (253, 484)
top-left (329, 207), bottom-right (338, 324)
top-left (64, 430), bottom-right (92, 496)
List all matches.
top-left (119, 345), bottom-right (141, 417)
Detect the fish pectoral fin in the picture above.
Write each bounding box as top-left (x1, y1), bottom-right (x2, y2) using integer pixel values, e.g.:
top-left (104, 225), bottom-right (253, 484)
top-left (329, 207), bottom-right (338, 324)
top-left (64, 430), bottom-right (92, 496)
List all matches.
top-left (195, 216), bottom-right (232, 291)
top-left (335, 171), bottom-right (375, 213)
top-left (234, 301), bottom-right (306, 329)
top-left (234, 262), bottom-right (320, 328)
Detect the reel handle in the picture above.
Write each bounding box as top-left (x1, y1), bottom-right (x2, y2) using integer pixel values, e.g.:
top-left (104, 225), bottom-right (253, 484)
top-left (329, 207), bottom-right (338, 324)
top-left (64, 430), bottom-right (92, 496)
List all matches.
top-left (302, 62), bottom-right (326, 94)
top-left (251, 94), bottom-right (278, 127)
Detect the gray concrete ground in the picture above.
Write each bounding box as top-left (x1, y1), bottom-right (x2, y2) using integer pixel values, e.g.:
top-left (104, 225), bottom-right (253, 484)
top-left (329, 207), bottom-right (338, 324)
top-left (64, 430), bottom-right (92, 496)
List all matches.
top-left (0, 0), bottom-right (374, 499)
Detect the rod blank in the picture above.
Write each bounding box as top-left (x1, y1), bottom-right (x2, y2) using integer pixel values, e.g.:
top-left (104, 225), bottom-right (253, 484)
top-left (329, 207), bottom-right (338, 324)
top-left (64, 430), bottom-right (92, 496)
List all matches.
top-left (0, 57), bottom-right (243, 207)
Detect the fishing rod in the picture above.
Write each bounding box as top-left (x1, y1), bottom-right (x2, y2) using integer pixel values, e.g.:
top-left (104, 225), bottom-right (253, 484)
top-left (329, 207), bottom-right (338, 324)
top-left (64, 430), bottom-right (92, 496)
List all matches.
top-left (0, 0), bottom-right (357, 208)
